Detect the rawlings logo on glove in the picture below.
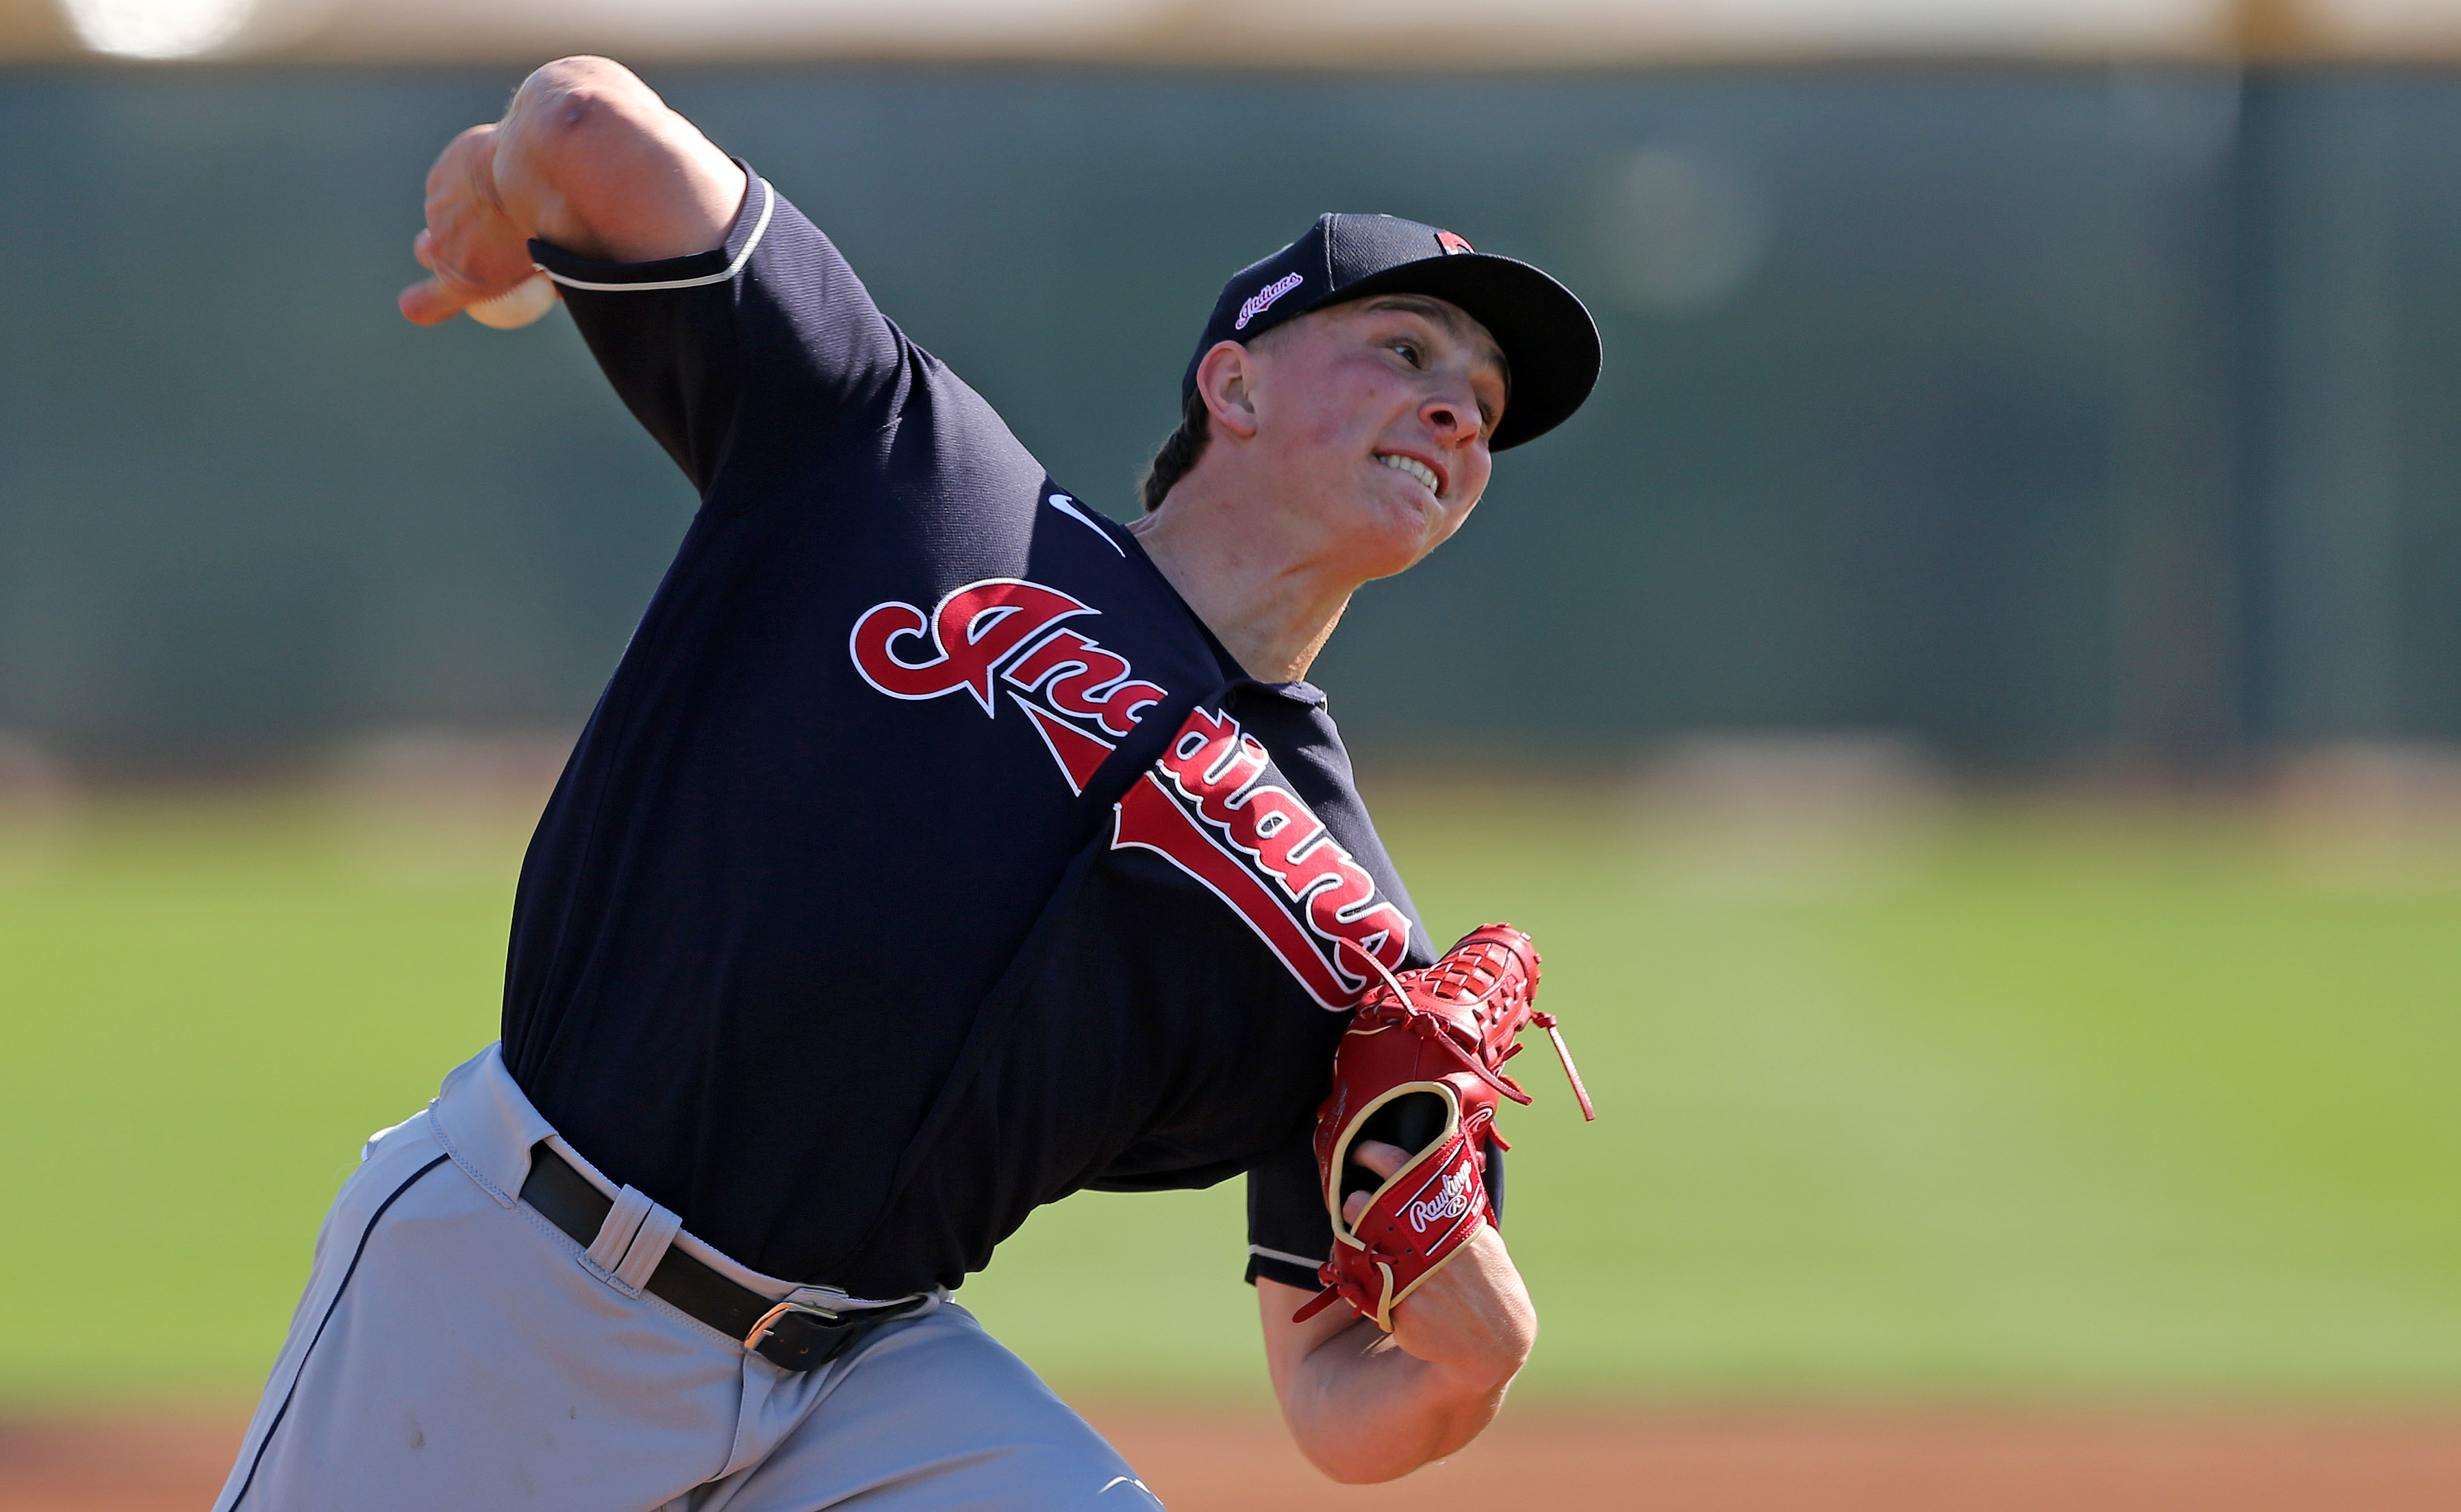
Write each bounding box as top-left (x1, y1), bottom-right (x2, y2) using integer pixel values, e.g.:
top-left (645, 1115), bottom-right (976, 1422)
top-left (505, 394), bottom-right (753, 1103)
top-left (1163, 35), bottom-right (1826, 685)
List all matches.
top-left (1409, 1165), bottom-right (1478, 1233)
top-left (1293, 922), bottom-right (1594, 1332)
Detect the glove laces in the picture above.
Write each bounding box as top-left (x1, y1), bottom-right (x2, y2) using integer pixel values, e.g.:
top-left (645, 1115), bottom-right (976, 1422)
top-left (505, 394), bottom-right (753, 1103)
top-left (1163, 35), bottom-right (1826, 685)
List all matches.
top-left (1337, 935), bottom-right (1595, 1122)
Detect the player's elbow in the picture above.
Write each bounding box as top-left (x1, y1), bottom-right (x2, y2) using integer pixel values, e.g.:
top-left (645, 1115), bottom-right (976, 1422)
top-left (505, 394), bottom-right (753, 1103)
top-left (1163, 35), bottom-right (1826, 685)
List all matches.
top-left (1315, 1456), bottom-right (1409, 1485)
top-left (1294, 1431), bottom-right (1432, 1485)
top-left (1294, 1411), bottom-right (1487, 1486)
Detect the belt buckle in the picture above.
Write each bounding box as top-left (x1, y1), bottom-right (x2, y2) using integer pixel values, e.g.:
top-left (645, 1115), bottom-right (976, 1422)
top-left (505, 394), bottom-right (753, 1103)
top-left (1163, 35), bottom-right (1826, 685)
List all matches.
top-left (744, 1298), bottom-right (840, 1353)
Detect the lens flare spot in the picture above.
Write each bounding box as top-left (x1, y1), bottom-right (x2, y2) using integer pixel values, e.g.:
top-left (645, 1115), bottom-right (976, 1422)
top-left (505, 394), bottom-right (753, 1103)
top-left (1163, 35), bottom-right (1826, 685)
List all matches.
top-left (63, 0), bottom-right (261, 58)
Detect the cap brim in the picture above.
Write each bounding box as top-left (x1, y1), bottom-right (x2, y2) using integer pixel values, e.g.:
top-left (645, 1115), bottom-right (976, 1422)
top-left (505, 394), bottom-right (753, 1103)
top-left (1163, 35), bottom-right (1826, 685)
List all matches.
top-left (1307, 253), bottom-right (1601, 451)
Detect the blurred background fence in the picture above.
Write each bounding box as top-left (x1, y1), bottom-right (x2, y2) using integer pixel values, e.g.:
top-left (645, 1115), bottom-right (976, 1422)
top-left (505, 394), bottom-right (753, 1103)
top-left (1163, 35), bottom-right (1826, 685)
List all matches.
top-left (2, 55), bottom-right (2460, 775)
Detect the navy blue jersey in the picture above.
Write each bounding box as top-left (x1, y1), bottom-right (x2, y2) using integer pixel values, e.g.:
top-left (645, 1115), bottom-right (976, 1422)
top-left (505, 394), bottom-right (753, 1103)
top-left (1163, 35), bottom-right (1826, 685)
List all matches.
top-left (502, 168), bottom-right (1438, 1299)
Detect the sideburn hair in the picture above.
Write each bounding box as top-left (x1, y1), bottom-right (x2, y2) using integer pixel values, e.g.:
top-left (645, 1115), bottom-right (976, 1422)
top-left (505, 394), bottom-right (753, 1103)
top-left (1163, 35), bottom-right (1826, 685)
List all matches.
top-left (1138, 387), bottom-right (1212, 514)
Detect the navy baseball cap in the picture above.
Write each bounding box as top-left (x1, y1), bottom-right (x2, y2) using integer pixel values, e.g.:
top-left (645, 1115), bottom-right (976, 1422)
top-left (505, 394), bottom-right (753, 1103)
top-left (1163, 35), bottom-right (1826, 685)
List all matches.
top-left (1183, 212), bottom-right (1601, 451)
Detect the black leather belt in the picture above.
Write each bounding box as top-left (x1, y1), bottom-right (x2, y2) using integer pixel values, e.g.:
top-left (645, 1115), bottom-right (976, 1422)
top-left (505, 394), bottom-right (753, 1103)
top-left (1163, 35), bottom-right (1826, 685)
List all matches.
top-left (519, 1142), bottom-right (922, 1372)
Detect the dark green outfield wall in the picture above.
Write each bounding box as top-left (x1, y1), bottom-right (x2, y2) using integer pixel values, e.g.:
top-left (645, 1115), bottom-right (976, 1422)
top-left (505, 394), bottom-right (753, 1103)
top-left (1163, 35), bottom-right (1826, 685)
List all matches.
top-left (1, 66), bottom-right (2456, 772)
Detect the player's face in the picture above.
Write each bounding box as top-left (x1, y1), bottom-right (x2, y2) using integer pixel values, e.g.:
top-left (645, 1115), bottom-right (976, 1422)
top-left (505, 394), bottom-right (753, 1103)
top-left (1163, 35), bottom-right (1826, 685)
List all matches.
top-left (1247, 296), bottom-right (1506, 579)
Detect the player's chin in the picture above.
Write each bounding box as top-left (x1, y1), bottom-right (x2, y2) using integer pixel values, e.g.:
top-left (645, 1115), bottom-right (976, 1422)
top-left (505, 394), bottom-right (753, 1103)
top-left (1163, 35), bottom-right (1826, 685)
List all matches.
top-left (1348, 488), bottom-right (1456, 572)
top-left (1400, 498), bottom-right (1476, 568)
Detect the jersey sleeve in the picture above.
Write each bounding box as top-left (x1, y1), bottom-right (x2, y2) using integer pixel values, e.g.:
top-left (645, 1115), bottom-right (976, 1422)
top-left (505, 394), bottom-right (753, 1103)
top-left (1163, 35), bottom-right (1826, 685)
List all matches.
top-left (529, 162), bottom-right (909, 496)
top-left (1244, 1130), bottom-right (1509, 1293)
top-left (1244, 1124), bottom-right (1334, 1292)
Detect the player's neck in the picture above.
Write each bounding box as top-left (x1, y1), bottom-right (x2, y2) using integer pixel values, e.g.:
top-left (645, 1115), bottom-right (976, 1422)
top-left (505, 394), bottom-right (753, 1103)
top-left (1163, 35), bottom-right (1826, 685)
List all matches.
top-left (1128, 487), bottom-right (1357, 685)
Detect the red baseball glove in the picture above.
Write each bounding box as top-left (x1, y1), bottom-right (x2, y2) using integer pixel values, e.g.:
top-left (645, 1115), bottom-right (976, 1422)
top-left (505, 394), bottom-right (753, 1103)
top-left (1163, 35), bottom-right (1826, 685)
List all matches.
top-left (1293, 922), bottom-right (1594, 1331)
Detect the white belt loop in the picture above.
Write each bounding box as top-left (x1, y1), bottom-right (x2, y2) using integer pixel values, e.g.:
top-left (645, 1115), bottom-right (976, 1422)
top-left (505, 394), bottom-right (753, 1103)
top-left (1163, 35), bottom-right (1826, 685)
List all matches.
top-left (580, 1185), bottom-right (662, 1297)
top-left (582, 1185), bottom-right (651, 1273)
top-left (614, 1202), bottom-right (682, 1294)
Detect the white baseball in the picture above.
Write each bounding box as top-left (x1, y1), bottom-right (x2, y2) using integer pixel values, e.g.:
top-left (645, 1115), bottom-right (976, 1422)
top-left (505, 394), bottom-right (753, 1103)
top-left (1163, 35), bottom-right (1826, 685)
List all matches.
top-left (466, 272), bottom-right (559, 330)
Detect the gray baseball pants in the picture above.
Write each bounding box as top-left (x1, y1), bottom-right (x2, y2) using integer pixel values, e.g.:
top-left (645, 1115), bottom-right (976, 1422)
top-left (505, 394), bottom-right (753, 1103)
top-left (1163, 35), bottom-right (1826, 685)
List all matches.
top-left (214, 1045), bottom-right (1162, 1511)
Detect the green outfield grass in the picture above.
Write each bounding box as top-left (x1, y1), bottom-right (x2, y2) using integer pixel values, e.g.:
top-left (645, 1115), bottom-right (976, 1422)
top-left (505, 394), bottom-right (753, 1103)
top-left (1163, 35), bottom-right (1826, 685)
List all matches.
top-left (2, 785), bottom-right (2457, 1408)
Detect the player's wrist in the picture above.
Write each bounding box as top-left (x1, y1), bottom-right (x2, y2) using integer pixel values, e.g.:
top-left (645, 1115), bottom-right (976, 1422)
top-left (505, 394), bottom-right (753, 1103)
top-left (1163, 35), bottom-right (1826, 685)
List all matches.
top-left (1389, 1233), bottom-right (1536, 1368)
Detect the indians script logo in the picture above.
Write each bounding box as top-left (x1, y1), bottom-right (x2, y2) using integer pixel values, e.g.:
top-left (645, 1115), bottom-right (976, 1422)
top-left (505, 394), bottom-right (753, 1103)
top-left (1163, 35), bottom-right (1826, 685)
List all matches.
top-left (849, 578), bottom-right (1168, 796)
top-left (1408, 1162), bottom-right (1478, 1235)
top-left (1234, 272), bottom-right (1305, 331)
top-left (1111, 707), bottom-right (1411, 1009)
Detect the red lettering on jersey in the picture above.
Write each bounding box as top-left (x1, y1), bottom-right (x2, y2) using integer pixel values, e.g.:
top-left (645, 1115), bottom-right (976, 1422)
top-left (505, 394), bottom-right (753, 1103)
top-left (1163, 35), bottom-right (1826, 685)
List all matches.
top-left (1113, 774), bottom-right (1354, 1008)
top-left (1005, 630), bottom-right (1100, 694)
top-left (1124, 705), bottom-right (1412, 1006)
top-left (1003, 629), bottom-right (1168, 738)
top-left (851, 577), bottom-right (1172, 797)
top-left (1302, 855), bottom-right (1410, 967)
top-left (1012, 695), bottom-right (1116, 796)
top-left (1159, 709), bottom-right (1270, 803)
top-left (1233, 786), bottom-right (1323, 879)
top-left (850, 579), bottom-right (1092, 714)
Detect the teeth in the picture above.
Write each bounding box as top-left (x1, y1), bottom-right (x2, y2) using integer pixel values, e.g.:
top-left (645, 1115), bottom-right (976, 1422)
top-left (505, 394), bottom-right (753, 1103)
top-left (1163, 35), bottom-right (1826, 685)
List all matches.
top-left (1378, 454), bottom-right (1439, 494)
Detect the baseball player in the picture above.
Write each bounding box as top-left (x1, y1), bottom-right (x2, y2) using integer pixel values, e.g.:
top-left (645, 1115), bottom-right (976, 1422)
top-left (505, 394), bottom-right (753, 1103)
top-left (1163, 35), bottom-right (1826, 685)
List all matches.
top-left (214, 55), bottom-right (1599, 1509)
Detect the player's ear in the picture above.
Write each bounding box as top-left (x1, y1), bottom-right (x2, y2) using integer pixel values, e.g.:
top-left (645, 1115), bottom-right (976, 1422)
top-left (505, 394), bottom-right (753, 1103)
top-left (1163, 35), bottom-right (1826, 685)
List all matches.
top-left (1194, 340), bottom-right (1262, 441)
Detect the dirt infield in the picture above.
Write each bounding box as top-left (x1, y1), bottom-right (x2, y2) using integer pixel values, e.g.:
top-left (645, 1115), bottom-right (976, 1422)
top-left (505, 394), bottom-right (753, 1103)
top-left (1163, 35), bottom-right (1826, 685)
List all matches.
top-left (7, 1407), bottom-right (2461, 1510)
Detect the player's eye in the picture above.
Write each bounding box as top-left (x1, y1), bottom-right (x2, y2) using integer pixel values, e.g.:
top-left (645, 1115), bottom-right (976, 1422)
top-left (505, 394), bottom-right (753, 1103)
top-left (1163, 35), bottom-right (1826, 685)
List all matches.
top-left (1389, 340), bottom-right (1422, 367)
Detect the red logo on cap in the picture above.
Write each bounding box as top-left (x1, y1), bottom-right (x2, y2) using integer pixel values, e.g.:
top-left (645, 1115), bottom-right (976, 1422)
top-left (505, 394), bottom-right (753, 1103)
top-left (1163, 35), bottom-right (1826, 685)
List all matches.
top-left (1436, 231), bottom-right (1474, 255)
